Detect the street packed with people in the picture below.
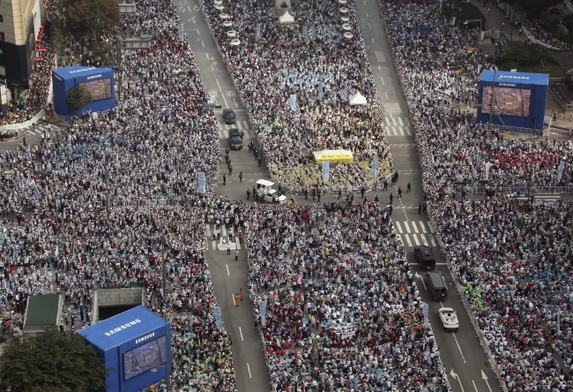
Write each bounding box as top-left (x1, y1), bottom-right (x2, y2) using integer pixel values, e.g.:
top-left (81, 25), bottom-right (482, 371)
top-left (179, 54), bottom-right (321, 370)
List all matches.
top-left (0, 0), bottom-right (572, 391)
top-left (243, 202), bottom-right (447, 391)
top-left (0, 0), bottom-right (239, 391)
top-left (380, 0), bottom-right (572, 390)
top-left (201, 0), bottom-right (394, 195)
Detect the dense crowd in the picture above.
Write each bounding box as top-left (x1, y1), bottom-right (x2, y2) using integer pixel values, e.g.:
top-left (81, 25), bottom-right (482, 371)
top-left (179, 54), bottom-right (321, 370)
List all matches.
top-left (380, 0), bottom-right (572, 390)
top-left (244, 202), bottom-right (448, 391)
top-left (0, 0), bottom-right (238, 390)
top-left (1, 0), bottom-right (572, 391)
top-left (201, 0), bottom-right (394, 195)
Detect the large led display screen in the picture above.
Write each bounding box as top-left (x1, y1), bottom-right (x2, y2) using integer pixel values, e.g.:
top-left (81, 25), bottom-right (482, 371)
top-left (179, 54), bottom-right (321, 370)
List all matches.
top-left (79, 78), bottom-right (113, 102)
top-left (477, 71), bottom-right (548, 131)
top-left (480, 86), bottom-right (532, 117)
top-left (52, 66), bottom-right (115, 115)
top-left (123, 336), bottom-right (168, 381)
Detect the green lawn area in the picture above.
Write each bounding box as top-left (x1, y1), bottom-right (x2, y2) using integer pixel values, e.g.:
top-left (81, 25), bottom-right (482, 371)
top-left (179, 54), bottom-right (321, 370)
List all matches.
top-left (443, 0), bottom-right (486, 26)
top-left (545, 25), bottom-right (573, 46)
top-left (498, 59), bottom-right (565, 77)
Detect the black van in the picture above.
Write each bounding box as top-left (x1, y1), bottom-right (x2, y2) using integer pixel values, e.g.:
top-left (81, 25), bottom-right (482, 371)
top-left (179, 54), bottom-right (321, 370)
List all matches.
top-left (414, 245), bottom-right (436, 270)
top-left (425, 272), bottom-right (448, 300)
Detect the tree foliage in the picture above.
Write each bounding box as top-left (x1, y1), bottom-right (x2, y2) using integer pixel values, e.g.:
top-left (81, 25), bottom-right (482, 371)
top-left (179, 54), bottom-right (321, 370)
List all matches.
top-left (0, 328), bottom-right (107, 391)
top-left (67, 85), bottom-right (93, 114)
top-left (513, 0), bottom-right (562, 20)
top-left (65, 0), bottom-right (120, 41)
top-left (497, 41), bottom-right (551, 67)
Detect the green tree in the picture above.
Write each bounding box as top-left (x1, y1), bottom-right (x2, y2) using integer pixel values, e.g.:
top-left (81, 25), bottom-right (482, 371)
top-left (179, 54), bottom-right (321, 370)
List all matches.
top-left (67, 86), bottom-right (93, 114)
top-left (497, 41), bottom-right (550, 67)
top-left (512, 0), bottom-right (562, 20)
top-left (0, 328), bottom-right (107, 391)
top-left (65, 0), bottom-right (120, 41)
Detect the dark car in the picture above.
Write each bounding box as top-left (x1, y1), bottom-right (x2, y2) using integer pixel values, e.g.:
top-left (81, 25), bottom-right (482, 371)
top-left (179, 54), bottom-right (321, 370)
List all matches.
top-left (228, 128), bottom-right (243, 150)
top-left (223, 108), bottom-right (236, 124)
top-left (414, 245), bottom-right (436, 270)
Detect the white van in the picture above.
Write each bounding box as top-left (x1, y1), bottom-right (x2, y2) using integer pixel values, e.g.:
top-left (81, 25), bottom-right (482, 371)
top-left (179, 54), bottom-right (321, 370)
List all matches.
top-left (255, 179), bottom-right (287, 204)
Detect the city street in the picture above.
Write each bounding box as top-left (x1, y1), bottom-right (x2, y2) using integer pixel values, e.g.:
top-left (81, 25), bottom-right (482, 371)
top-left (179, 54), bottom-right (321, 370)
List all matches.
top-left (356, 0), bottom-right (503, 390)
top-left (172, 0), bottom-right (506, 391)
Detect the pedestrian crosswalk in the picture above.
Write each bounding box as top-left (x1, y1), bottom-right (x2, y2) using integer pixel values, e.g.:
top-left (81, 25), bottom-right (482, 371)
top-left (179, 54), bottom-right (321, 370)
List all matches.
top-left (18, 121), bottom-right (55, 137)
top-left (205, 224), bottom-right (243, 251)
top-left (383, 115), bottom-right (412, 136)
top-left (393, 220), bottom-right (437, 248)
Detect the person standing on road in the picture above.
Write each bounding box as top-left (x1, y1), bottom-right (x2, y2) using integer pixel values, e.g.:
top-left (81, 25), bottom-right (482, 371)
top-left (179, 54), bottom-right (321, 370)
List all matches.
top-left (397, 187), bottom-right (402, 199)
top-left (407, 182), bottom-right (411, 193)
top-left (235, 250), bottom-right (239, 261)
top-left (223, 174), bottom-right (226, 185)
top-left (246, 188), bottom-right (250, 200)
top-left (239, 171), bottom-right (243, 183)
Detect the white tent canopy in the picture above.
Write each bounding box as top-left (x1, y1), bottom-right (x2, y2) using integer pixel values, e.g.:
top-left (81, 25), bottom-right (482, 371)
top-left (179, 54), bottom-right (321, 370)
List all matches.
top-left (349, 91), bottom-right (367, 105)
top-left (279, 11), bottom-right (295, 24)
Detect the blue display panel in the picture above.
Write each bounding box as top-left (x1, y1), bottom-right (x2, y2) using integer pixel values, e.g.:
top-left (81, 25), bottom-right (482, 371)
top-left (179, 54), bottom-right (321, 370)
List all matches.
top-left (477, 71), bottom-right (549, 131)
top-left (123, 336), bottom-right (168, 381)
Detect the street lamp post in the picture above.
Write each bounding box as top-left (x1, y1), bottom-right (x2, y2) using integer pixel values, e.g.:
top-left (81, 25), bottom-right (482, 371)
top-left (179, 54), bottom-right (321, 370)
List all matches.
top-left (161, 231), bottom-right (171, 392)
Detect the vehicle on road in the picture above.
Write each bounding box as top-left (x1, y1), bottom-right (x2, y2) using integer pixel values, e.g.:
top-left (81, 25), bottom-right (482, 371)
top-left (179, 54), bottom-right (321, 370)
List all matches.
top-left (255, 179), bottom-right (287, 204)
top-left (223, 108), bottom-right (236, 124)
top-left (425, 272), bottom-right (448, 300)
top-left (414, 245), bottom-right (436, 270)
top-left (438, 307), bottom-right (459, 331)
top-left (228, 128), bottom-right (243, 150)
top-left (263, 188), bottom-right (287, 204)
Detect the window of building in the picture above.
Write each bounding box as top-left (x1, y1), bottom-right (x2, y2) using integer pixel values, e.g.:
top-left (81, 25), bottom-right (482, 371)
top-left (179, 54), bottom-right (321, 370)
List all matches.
top-left (0, 32), bottom-right (4, 41)
top-left (0, 15), bottom-right (3, 23)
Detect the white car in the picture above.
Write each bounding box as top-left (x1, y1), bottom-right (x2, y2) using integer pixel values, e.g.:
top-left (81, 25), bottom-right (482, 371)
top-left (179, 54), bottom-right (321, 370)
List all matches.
top-left (438, 307), bottom-right (459, 331)
top-left (263, 189), bottom-right (287, 204)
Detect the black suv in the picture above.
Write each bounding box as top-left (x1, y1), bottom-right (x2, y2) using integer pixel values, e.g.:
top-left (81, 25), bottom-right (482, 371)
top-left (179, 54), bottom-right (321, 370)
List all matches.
top-left (414, 245), bottom-right (436, 270)
top-left (228, 128), bottom-right (243, 150)
top-left (223, 108), bottom-right (236, 124)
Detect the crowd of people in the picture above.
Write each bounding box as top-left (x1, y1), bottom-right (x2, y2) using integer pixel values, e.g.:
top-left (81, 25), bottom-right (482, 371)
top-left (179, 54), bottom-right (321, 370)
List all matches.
top-left (380, 0), bottom-right (572, 390)
top-left (1, 0), bottom-right (239, 390)
top-left (244, 202), bottom-right (448, 391)
top-left (0, 0), bottom-right (572, 391)
top-left (201, 0), bottom-right (394, 195)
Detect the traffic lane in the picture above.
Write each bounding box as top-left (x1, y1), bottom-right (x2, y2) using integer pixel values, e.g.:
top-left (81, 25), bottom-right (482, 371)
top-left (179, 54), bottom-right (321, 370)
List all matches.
top-left (356, 0), bottom-right (409, 113)
top-left (432, 265), bottom-right (504, 392)
top-left (205, 250), bottom-right (272, 392)
top-left (176, 0), bottom-right (241, 112)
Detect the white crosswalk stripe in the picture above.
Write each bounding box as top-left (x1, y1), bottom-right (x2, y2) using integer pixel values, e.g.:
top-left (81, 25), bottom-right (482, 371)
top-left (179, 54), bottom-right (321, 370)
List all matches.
top-left (393, 220), bottom-right (437, 248)
top-left (383, 116), bottom-right (412, 136)
top-left (205, 224), bottom-right (242, 251)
